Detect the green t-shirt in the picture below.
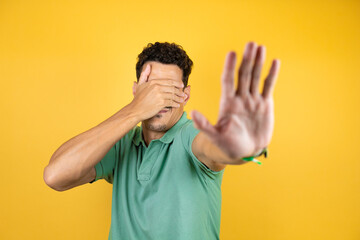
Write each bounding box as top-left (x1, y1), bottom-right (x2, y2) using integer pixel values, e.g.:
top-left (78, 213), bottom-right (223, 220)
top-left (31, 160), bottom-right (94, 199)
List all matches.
top-left (90, 111), bottom-right (225, 240)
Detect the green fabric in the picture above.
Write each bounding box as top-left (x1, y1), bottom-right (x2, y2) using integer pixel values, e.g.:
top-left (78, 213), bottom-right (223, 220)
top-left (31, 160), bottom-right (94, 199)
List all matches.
top-left (90, 111), bottom-right (225, 240)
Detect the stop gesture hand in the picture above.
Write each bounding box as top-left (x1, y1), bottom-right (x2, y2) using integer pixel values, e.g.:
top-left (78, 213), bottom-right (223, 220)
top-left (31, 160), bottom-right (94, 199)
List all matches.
top-left (191, 42), bottom-right (281, 159)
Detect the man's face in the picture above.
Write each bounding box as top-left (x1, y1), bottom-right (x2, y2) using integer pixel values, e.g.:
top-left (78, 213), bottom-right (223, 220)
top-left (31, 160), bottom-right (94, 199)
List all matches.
top-left (134, 61), bottom-right (190, 132)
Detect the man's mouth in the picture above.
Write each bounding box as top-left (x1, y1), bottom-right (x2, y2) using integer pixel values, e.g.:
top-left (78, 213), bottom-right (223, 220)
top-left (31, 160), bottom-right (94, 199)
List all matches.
top-left (158, 107), bottom-right (172, 114)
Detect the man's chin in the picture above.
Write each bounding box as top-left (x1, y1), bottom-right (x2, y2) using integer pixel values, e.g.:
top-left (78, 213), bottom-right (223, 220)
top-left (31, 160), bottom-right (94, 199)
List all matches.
top-left (147, 123), bottom-right (167, 132)
top-left (145, 116), bottom-right (167, 131)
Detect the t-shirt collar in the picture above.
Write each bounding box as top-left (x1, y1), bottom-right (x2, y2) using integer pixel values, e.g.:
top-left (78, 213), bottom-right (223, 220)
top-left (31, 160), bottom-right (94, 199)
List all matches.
top-left (133, 111), bottom-right (189, 146)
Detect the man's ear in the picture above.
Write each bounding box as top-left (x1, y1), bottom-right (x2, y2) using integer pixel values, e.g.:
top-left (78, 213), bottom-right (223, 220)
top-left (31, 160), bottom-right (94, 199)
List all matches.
top-left (183, 85), bottom-right (191, 105)
top-left (132, 81), bottom-right (138, 96)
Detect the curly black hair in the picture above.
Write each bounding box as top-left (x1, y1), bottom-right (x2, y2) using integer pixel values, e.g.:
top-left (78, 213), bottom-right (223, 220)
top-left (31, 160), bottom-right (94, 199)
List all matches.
top-left (135, 42), bottom-right (193, 87)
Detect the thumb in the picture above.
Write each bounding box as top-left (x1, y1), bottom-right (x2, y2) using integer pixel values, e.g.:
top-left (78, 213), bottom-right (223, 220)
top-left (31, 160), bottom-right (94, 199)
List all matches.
top-left (191, 110), bottom-right (218, 138)
top-left (139, 64), bottom-right (151, 84)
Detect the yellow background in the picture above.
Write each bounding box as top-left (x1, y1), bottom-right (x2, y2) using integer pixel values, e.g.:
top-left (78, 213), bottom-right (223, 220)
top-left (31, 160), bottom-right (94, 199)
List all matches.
top-left (1, 0), bottom-right (359, 239)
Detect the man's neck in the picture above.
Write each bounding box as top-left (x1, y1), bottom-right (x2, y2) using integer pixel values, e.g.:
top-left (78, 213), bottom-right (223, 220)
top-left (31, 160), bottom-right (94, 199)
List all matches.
top-left (141, 129), bottom-right (165, 147)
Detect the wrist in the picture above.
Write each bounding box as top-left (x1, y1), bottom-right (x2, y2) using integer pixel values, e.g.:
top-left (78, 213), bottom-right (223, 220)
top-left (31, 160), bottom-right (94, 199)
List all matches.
top-left (252, 148), bottom-right (265, 157)
top-left (241, 147), bottom-right (268, 165)
top-left (126, 101), bottom-right (143, 123)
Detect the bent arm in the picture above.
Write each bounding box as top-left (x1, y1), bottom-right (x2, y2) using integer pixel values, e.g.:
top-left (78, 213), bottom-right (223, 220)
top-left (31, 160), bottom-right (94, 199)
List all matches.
top-left (43, 103), bottom-right (139, 191)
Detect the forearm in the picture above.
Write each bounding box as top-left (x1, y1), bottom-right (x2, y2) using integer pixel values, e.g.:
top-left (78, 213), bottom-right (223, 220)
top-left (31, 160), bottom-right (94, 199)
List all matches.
top-left (44, 103), bottom-right (139, 189)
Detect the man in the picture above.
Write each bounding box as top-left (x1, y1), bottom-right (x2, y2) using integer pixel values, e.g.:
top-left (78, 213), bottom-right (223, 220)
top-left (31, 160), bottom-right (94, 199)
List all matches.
top-left (43, 41), bottom-right (280, 239)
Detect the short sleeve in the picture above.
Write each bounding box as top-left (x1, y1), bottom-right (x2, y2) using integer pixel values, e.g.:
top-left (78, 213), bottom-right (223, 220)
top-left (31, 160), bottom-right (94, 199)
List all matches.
top-left (89, 141), bottom-right (119, 184)
top-left (180, 121), bottom-right (225, 179)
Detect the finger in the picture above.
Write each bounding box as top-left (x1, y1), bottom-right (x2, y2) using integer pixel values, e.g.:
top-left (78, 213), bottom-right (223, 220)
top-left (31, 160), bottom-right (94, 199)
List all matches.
top-left (250, 45), bottom-right (266, 96)
top-left (158, 85), bottom-right (186, 97)
top-left (221, 51), bottom-right (237, 98)
top-left (149, 79), bottom-right (184, 89)
top-left (191, 110), bottom-right (218, 138)
top-left (138, 64), bottom-right (151, 85)
top-left (164, 99), bottom-right (181, 108)
top-left (262, 59), bottom-right (281, 99)
top-left (236, 41), bottom-right (258, 96)
top-left (162, 92), bottom-right (186, 103)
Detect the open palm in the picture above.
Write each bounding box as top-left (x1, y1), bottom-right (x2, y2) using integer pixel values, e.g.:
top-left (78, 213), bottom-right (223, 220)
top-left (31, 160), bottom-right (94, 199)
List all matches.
top-left (191, 42), bottom-right (281, 159)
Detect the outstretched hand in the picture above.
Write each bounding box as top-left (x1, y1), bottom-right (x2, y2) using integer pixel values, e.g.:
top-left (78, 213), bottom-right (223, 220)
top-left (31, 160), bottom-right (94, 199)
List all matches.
top-left (191, 42), bottom-right (281, 159)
